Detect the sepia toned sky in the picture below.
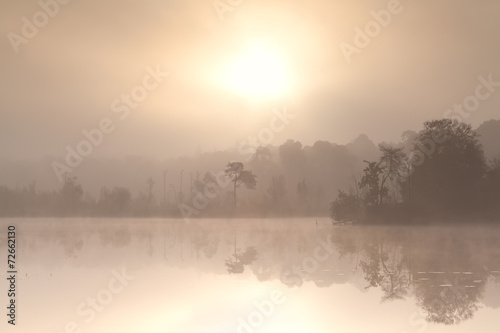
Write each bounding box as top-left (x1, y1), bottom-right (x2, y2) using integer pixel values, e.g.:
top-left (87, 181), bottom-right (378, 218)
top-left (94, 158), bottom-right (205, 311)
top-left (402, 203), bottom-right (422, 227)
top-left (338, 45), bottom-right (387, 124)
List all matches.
top-left (1, 0), bottom-right (499, 159)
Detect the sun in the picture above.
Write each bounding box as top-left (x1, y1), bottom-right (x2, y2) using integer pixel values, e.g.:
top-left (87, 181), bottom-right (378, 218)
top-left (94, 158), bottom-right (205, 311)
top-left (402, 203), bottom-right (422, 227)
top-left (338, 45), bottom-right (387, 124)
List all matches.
top-left (222, 42), bottom-right (294, 100)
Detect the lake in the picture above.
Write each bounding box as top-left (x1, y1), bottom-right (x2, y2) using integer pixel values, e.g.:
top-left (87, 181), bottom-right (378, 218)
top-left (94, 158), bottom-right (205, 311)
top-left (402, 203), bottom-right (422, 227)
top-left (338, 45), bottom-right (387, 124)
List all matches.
top-left (0, 218), bottom-right (499, 333)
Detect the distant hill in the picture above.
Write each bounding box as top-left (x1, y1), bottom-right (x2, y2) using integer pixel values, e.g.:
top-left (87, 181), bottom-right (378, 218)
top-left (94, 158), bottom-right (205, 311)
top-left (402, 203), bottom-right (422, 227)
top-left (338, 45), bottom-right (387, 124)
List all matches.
top-left (476, 119), bottom-right (500, 162)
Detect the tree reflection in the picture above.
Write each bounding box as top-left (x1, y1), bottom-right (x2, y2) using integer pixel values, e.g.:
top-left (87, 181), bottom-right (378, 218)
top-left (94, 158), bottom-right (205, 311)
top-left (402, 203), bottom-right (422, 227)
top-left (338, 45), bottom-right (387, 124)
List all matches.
top-left (191, 225), bottom-right (220, 259)
top-left (327, 225), bottom-right (496, 325)
top-left (415, 275), bottom-right (480, 325)
top-left (358, 237), bottom-right (410, 302)
top-left (225, 247), bottom-right (258, 274)
top-left (20, 219), bottom-right (500, 328)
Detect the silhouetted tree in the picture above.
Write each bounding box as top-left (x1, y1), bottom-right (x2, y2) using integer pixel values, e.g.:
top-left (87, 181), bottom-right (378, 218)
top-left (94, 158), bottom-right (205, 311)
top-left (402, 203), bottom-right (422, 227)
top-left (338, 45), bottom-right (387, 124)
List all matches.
top-left (146, 177), bottom-right (155, 204)
top-left (162, 170), bottom-right (168, 207)
top-left (267, 175), bottom-right (286, 206)
top-left (476, 119), bottom-right (500, 161)
top-left (378, 144), bottom-right (407, 204)
top-left (60, 175), bottom-right (83, 215)
top-left (478, 158), bottom-right (500, 217)
top-left (330, 189), bottom-right (361, 223)
top-left (410, 119), bottom-right (485, 214)
top-left (297, 178), bottom-right (309, 214)
top-left (297, 179), bottom-right (308, 202)
top-left (252, 146), bottom-right (273, 163)
top-left (224, 162), bottom-right (257, 208)
top-left (279, 140), bottom-right (303, 167)
top-left (359, 161), bottom-right (386, 207)
top-left (98, 186), bottom-right (131, 216)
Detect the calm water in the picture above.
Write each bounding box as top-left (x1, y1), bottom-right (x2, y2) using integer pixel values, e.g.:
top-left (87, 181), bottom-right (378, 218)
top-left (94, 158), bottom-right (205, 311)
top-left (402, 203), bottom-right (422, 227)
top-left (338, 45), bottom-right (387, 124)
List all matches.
top-left (1, 218), bottom-right (499, 333)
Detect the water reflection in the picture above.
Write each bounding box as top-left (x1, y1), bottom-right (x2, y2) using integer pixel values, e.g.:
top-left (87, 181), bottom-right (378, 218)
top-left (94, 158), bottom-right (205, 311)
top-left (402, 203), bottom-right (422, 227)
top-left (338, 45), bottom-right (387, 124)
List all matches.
top-left (225, 246), bottom-right (258, 274)
top-left (3, 218), bottom-right (500, 332)
top-left (329, 226), bottom-right (498, 325)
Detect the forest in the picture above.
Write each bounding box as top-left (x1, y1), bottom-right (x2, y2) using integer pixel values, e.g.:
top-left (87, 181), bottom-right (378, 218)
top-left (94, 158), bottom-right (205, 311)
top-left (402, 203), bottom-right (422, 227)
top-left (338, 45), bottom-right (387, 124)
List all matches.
top-left (0, 118), bottom-right (499, 222)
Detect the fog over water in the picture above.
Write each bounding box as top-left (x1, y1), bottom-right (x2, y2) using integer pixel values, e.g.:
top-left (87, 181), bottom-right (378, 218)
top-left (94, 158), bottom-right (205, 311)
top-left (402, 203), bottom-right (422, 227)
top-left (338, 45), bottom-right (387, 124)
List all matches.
top-left (0, 218), bottom-right (499, 332)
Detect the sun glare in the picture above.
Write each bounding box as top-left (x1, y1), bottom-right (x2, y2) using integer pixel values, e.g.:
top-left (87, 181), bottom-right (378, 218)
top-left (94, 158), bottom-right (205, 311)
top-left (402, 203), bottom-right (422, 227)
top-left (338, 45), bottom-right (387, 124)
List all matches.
top-left (222, 42), bottom-right (294, 100)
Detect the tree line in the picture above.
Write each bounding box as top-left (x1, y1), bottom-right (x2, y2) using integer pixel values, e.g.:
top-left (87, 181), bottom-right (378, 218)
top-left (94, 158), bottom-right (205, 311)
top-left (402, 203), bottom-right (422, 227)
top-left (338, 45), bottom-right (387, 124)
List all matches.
top-left (1, 118), bottom-right (499, 221)
top-left (331, 119), bottom-right (500, 223)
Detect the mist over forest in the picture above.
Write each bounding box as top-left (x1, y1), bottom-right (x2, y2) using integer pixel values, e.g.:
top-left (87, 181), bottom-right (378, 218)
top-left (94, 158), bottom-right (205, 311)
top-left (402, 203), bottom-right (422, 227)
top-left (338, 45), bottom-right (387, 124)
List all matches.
top-left (1, 118), bottom-right (499, 220)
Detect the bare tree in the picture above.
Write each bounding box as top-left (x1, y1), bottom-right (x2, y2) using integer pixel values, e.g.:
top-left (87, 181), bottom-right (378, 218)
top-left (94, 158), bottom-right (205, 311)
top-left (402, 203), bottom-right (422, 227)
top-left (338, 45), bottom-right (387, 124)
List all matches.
top-left (162, 170), bottom-right (168, 207)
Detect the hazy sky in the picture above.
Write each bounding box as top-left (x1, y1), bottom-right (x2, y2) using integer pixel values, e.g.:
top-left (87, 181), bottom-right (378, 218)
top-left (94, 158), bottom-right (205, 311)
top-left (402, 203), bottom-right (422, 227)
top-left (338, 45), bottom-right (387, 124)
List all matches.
top-left (1, 0), bottom-right (499, 159)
